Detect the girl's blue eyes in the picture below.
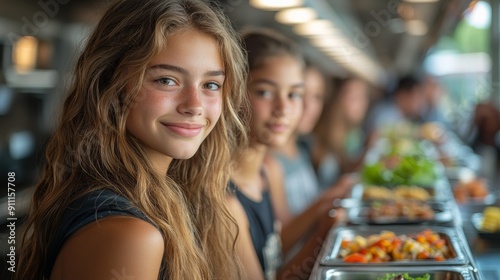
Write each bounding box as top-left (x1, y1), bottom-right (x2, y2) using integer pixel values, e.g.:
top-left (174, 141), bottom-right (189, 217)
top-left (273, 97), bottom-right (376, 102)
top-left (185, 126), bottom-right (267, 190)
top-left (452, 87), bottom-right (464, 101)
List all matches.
top-left (155, 78), bottom-right (221, 91)
top-left (203, 82), bottom-right (221, 91)
top-left (258, 90), bottom-right (273, 98)
top-left (156, 78), bottom-right (176, 86)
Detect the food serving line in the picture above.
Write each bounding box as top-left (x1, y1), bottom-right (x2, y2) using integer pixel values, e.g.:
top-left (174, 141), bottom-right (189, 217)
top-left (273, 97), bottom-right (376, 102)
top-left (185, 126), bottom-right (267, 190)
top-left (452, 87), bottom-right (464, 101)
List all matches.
top-left (309, 124), bottom-right (500, 280)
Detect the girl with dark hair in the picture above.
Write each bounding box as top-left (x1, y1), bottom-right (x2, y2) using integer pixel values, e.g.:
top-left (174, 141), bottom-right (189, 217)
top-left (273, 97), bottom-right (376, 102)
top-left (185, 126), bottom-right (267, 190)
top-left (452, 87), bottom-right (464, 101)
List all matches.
top-left (227, 29), bottom-right (344, 280)
top-left (313, 77), bottom-right (372, 177)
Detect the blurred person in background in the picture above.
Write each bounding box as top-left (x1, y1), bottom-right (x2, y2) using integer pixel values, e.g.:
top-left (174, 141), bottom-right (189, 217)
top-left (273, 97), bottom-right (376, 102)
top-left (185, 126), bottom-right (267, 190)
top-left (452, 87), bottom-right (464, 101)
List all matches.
top-left (472, 101), bottom-right (500, 171)
top-left (16, 1), bottom-right (248, 279)
top-left (270, 65), bottom-right (352, 219)
top-left (313, 77), bottom-right (373, 180)
top-left (473, 101), bottom-right (500, 148)
top-left (366, 75), bottom-right (426, 132)
top-left (421, 75), bottom-right (448, 125)
top-left (227, 29), bottom-right (345, 280)
top-left (267, 66), bottom-right (356, 273)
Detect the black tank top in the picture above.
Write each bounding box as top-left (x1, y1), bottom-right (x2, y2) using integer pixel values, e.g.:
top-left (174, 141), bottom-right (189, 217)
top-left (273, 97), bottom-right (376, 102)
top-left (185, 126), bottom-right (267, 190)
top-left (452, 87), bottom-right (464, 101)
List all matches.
top-left (229, 173), bottom-right (282, 280)
top-left (45, 189), bottom-right (166, 279)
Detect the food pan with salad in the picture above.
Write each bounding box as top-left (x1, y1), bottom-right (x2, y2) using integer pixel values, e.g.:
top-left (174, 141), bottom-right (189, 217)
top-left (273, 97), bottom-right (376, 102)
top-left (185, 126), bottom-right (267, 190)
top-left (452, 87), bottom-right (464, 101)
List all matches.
top-left (361, 154), bottom-right (438, 187)
top-left (310, 266), bottom-right (479, 280)
top-left (377, 273), bottom-right (430, 280)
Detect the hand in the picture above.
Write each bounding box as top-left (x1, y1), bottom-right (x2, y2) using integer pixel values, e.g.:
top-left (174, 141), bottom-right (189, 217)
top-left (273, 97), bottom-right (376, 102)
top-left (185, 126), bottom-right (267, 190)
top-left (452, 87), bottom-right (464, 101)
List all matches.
top-left (317, 208), bottom-right (346, 234)
top-left (364, 130), bottom-right (379, 150)
top-left (474, 102), bottom-right (500, 146)
top-left (323, 174), bottom-right (358, 200)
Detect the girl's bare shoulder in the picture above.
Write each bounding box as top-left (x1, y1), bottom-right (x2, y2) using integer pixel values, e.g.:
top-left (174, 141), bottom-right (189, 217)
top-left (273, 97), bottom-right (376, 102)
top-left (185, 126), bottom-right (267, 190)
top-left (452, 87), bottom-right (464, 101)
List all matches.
top-left (51, 216), bottom-right (163, 280)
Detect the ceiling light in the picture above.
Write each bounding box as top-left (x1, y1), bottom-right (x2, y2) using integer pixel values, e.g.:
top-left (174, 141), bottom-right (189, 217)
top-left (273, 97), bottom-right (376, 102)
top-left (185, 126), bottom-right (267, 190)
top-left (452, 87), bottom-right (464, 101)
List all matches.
top-left (293, 20), bottom-right (336, 36)
top-left (250, 0), bottom-right (303, 10)
top-left (406, 19), bottom-right (428, 35)
top-left (328, 54), bottom-right (352, 63)
top-left (310, 36), bottom-right (348, 49)
top-left (13, 36), bottom-right (38, 73)
top-left (324, 49), bottom-right (351, 59)
top-left (403, 0), bottom-right (438, 3)
top-left (275, 7), bottom-right (316, 24)
top-left (398, 3), bottom-right (415, 19)
top-left (329, 47), bottom-right (358, 59)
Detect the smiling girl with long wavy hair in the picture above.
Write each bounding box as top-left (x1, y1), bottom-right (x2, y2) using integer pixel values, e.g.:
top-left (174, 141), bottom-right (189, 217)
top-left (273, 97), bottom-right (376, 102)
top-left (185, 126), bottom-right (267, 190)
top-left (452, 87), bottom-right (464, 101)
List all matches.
top-left (16, 0), bottom-right (248, 279)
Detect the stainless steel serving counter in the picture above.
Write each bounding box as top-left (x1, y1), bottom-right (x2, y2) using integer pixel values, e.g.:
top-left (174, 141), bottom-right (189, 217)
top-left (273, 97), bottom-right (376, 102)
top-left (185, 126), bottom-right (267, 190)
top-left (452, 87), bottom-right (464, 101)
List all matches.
top-left (458, 197), bottom-right (500, 280)
top-left (310, 172), bottom-right (500, 280)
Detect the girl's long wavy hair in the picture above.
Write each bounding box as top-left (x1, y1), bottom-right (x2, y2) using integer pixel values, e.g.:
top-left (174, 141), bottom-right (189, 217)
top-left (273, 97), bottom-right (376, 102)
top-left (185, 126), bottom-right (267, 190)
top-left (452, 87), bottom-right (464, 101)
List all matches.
top-left (313, 77), bottom-right (366, 172)
top-left (17, 0), bottom-right (248, 279)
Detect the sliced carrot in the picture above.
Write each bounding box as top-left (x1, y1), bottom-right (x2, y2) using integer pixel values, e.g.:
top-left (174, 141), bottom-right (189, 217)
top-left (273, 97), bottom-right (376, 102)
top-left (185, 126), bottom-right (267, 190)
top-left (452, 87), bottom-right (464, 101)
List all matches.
top-left (341, 240), bottom-right (350, 249)
top-left (434, 255), bottom-right (445, 261)
top-left (359, 248), bottom-right (369, 255)
top-left (417, 251), bottom-right (429, 259)
top-left (343, 253), bottom-right (367, 263)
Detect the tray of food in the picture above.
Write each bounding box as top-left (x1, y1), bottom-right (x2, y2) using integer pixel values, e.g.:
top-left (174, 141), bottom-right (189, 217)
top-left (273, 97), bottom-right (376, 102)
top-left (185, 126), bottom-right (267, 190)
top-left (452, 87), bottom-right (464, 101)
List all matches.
top-left (471, 207), bottom-right (500, 239)
top-left (348, 201), bottom-right (453, 225)
top-left (351, 180), bottom-right (452, 203)
top-left (361, 153), bottom-right (439, 188)
top-left (444, 167), bottom-right (476, 181)
top-left (439, 147), bottom-right (481, 176)
top-left (310, 266), bottom-right (479, 280)
top-left (451, 178), bottom-right (495, 205)
top-left (320, 226), bottom-right (472, 266)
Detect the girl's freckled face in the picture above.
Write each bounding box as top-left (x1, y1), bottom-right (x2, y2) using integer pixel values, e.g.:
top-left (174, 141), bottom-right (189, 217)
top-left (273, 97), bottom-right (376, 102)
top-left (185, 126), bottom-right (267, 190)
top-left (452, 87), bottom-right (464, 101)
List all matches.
top-left (126, 29), bottom-right (225, 169)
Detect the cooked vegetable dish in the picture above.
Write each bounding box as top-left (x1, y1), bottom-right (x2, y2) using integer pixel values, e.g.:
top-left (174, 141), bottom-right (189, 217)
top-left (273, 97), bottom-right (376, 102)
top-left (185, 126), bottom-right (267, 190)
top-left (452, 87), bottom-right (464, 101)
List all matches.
top-left (340, 230), bottom-right (451, 263)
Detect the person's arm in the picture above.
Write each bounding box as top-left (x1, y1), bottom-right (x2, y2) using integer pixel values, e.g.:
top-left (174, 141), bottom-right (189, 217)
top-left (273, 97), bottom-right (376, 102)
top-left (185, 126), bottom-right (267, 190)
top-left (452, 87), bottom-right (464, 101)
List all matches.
top-left (343, 130), bottom-right (378, 173)
top-left (278, 176), bottom-right (353, 254)
top-left (474, 102), bottom-right (500, 146)
top-left (265, 155), bottom-right (353, 255)
top-left (51, 216), bottom-right (164, 280)
top-left (226, 195), bottom-right (265, 280)
top-left (277, 208), bottom-right (346, 279)
top-left (264, 155), bottom-right (293, 225)
top-left (277, 199), bottom-right (324, 255)
top-left (264, 155), bottom-right (319, 254)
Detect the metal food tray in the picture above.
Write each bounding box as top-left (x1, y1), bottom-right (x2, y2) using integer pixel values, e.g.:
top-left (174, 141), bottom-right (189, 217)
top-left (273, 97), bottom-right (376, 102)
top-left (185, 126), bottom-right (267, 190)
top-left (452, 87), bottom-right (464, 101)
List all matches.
top-left (348, 201), bottom-right (453, 225)
top-left (351, 180), bottom-right (453, 203)
top-left (471, 213), bottom-right (500, 239)
top-left (445, 167), bottom-right (476, 181)
top-left (310, 266), bottom-right (480, 280)
top-left (320, 225), bottom-right (473, 267)
top-left (448, 178), bottom-right (496, 206)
